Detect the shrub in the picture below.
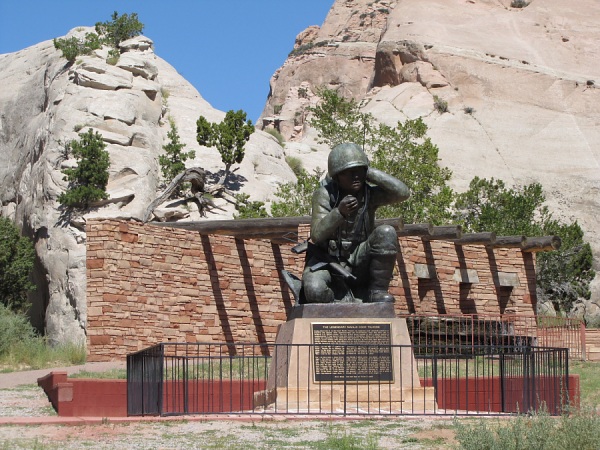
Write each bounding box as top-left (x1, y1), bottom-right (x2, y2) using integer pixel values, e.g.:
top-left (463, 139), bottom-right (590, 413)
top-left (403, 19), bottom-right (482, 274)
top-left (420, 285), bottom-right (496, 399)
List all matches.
top-left (453, 409), bottom-right (600, 450)
top-left (464, 106), bottom-right (475, 115)
top-left (159, 118), bottom-right (195, 197)
top-left (285, 156), bottom-right (303, 176)
top-left (0, 304), bottom-right (36, 356)
top-left (196, 110), bottom-right (254, 184)
top-left (95, 11), bottom-right (144, 48)
top-left (58, 128), bottom-right (110, 208)
top-left (53, 32), bottom-right (101, 62)
top-left (54, 12), bottom-right (144, 62)
top-left (265, 128), bottom-right (285, 146)
top-left (0, 218), bottom-right (36, 311)
top-left (433, 95), bottom-right (448, 113)
top-left (0, 305), bottom-right (86, 369)
top-left (453, 177), bottom-right (595, 312)
top-left (106, 48), bottom-right (120, 65)
top-left (233, 193), bottom-right (269, 219)
top-left (298, 87), bottom-right (309, 99)
top-left (271, 168), bottom-right (324, 217)
top-left (511, 0), bottom-right (530, 8)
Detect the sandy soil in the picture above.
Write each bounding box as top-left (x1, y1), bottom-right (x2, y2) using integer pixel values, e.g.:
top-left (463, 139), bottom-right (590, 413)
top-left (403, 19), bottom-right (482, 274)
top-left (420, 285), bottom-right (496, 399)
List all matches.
top-left (0, 383), bottom-right (457, 449)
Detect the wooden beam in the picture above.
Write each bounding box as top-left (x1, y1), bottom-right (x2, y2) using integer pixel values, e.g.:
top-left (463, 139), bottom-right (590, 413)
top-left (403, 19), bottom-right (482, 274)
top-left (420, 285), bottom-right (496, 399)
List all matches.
top-left (397, 223), bottom-right (433, 237)
top-left (149, 216), bottom-right (405, 242)
top-left (149, 216), bottom-right (311, 238)
top-left (452, 232), bottom-right (496, 246)
top-left (375, 217), bottom-right (404, 231)
top-left (422, 225), bottom-right (462, 241)
top-left (489, 235), bottom-right (526, 249)
top-left (521, 236), bottom-right (561, 252)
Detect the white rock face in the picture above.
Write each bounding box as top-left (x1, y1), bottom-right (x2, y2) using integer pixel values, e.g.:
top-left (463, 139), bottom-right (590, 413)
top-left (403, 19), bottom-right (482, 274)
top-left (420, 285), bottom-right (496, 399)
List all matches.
top-left (261, 0), bottom-right (600, 302)
top-left (0, 29), bottom-right (294, 345)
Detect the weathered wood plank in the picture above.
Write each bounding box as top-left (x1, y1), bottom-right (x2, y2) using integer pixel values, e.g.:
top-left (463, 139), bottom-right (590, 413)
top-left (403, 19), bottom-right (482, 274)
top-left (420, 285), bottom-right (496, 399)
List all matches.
top-left (422, 225), bottom-right (462, 241)
top-left (489, 235), bottom-right (526, 248)
top-left (397, 223), bottom-right (433, 237)
top-left (452, 232), bottom-right (496, 246)
top-left (521, 236), bottom-right (561, 252)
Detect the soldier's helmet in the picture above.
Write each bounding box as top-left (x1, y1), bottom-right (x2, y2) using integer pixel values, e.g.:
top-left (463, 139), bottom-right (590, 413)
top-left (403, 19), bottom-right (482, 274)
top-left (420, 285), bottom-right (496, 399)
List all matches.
top-left (327, 143), bottom-right (369, 178)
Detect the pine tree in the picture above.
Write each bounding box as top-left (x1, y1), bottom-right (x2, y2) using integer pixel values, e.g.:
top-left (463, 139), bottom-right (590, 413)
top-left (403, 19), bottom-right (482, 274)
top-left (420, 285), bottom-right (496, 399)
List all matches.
top-left (58, 129), bottom-right (110, 209)
top-left (159, 119), bottom-right (196, 198)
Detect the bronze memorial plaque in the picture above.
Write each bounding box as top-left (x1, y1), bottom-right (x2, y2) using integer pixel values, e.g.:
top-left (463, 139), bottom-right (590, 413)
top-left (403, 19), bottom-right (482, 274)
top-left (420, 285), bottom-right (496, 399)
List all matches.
top-left (311, 322), bottom-right (393, 383)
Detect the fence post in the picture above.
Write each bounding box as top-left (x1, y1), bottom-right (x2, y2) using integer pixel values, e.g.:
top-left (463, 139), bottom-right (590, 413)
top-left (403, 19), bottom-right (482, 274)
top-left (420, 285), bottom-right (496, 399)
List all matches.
top-left (183, 356), bottom-right (188, 414)
top-left (581, 321), bottom-right (587, 361)
top-left (500, 349), bottom-right (506, 413)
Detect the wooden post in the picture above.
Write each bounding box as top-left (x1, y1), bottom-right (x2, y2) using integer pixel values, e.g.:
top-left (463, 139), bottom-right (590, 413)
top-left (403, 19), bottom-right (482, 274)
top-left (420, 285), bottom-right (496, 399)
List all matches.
top-left (422, 225), bottom-right (462, 241)
top-left (521, 236), bottom-right (561, 252)
top-left (452, 232), bottom-right (496, 246)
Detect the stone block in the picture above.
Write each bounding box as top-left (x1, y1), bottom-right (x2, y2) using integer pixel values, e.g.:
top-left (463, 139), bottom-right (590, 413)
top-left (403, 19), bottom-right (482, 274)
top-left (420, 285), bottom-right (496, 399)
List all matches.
top-left (415, 263), bottom-right (437, 279)
top-left (453, 268), bottom-right (480, 284)
top-left (496, 272), bottom-right (520, 287)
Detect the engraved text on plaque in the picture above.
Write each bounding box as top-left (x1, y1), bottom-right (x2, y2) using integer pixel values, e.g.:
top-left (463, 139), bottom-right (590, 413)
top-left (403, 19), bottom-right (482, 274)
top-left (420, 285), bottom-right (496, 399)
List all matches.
top-left (311, 323), bottom-right (393, 383)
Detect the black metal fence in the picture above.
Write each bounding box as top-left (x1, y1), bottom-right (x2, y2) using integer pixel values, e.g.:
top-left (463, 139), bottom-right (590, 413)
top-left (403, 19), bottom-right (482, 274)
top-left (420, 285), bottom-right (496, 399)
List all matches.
top-left (401, 313), bottom-right (585, 360)
top-left (127, 343), bottom-right (571, 417)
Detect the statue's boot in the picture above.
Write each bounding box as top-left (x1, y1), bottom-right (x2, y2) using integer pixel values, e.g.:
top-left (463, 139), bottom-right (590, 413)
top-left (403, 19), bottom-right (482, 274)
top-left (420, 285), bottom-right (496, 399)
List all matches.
top-left (368, 254), bottom-right (396, 303)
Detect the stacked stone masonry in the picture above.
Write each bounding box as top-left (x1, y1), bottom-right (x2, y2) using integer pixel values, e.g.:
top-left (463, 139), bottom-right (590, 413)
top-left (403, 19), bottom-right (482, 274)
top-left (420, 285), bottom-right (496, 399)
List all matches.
top-left (86, 220), bottom-right (537, 361)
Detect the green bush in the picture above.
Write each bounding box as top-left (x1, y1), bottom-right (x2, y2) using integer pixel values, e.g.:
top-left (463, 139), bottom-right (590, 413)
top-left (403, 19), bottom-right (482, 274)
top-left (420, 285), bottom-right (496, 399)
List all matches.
top-left (53, 32), bottom-right (101, 62)
top-left (196, 109), bottom-right (254, 184)
top-left (233, 193), bottom-right (269, 219)
top-left (0, 218), bottom-right (36, 311)
top-left (271, 168), bottom-right (324, 218)
top-left (511, 0), bottom-right (530, 8)
top-left (58, 128), bottom-right (110, 209)
top-left (453, 409), bottom-right (600, 450)
top-left (265, 128), bottom-right (285, 146)
top-left (285, 155), bottom-right (303, 176)
top-left (433, 95), bottom-right (448, 113)
top-left (95, 11), bottom-right (144, 48)
top-left (159, 118), bottom-right (195, 197)
top-left (106, 48), bottom-right (120, 65)
top-left (453, 177), bottom-right (595, 312)
top-left (54, 12), bottom-right (143, 62)
top-left (0, 304), bottom-right (36, 356)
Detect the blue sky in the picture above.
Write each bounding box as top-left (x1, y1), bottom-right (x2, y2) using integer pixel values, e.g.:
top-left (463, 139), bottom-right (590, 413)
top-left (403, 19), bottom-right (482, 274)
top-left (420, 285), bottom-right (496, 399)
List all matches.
top-left (0, 1), bottom-right (333, 122)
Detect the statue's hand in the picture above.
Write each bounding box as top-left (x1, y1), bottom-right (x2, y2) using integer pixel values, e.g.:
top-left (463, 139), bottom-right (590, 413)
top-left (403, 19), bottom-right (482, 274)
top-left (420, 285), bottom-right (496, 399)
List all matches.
top-left (338, 195), bottom-right (358, 217)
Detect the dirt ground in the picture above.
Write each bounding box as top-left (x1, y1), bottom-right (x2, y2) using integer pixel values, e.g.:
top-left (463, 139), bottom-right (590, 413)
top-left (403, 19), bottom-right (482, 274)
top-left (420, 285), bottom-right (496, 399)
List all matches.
top-left (0, 382), bottom-right (458, 449)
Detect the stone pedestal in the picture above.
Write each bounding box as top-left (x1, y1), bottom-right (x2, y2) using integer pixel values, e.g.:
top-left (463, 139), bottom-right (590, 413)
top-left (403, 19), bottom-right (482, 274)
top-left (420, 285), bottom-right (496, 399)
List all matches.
top-left (254, 304), bottom-right (436, 413)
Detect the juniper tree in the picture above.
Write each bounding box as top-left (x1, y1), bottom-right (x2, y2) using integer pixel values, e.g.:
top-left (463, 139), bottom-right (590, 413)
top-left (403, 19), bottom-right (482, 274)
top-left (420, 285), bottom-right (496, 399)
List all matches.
top-left (0, 218), bottom-right (36, 311)
top-left (58, 129), bottom-right (110, 209)
top-left (159, 119), bottom-right (195, 198)
top-left (196, 110), bottom-right (254, 184)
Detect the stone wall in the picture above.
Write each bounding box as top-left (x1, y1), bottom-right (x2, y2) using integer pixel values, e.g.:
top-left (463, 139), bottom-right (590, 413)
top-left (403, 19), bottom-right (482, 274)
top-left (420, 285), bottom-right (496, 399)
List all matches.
top-left (86, 219), bottom-right (537, 361)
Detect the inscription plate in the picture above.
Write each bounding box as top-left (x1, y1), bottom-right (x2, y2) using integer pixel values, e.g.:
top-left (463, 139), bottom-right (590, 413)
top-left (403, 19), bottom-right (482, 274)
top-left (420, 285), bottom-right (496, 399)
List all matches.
top-left (311, 322), bottom-right (393, 383)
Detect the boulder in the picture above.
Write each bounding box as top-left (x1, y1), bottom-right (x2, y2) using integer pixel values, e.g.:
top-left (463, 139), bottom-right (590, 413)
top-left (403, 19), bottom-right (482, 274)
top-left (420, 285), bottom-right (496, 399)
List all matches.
top-left (0, 29), bottom-right (296, 346)
top-left (117, 53), bottom-right (158, 80)
top-left (260, 0), bottom-right (600, 303)
top-left (119, 36), bottom-right (154, 52)
top-left (71, 60), bottom-right (133, 90)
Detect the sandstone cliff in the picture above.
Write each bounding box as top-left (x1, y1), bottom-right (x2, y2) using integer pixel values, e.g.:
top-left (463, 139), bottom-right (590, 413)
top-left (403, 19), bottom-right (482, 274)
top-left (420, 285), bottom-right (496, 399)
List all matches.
top-left (0, 28), bottom-right (293, 344)
top-left (260, 0), bottom-right (600, 302)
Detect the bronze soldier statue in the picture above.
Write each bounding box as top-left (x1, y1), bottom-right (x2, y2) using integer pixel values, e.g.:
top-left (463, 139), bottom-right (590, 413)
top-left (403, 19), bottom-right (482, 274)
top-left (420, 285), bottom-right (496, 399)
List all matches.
top-left (302, 143), bottom-right (410, 303)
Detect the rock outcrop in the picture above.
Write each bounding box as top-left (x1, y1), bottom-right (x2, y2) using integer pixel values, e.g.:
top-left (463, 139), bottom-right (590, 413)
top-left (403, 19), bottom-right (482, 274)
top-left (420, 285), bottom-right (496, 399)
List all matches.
top-left (260, 0), bottom-right (600, 302)
top-left (0, 28), bottom-right (293, 344)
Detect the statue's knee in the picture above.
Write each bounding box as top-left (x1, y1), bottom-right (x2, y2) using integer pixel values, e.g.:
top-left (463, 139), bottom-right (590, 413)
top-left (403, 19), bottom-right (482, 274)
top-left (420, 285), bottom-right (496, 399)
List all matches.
top-left (302, 273), bottom-right (333, 303)
top-left (369, 225), bottom-right (399, 255)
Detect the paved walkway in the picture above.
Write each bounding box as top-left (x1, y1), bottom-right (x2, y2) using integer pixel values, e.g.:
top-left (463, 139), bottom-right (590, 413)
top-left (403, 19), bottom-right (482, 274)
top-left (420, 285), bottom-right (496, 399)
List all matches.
top-left (0, 360), bottom-right (126, 389)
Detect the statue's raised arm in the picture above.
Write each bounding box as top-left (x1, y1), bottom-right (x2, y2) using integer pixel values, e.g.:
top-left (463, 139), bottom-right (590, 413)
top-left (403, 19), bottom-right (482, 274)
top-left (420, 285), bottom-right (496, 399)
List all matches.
top-left (302, 143), bottom-right (410, 304)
